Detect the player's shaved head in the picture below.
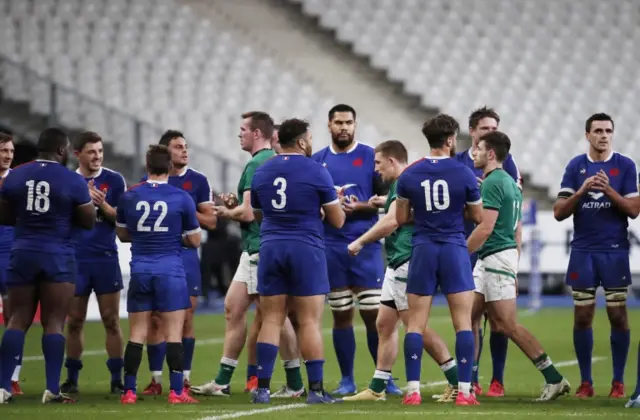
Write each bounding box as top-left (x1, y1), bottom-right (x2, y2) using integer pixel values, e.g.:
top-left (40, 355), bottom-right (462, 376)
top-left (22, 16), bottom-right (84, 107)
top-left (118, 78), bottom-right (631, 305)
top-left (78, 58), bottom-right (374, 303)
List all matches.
top-left (37, 127), bottom-right (70, 164)
top-left (74, 131), bottom-right (103, 152)
top-left (375, 140), bottom-right (408, 163)
top-left (585, 113), bottom-right (614, 133)
top-left (146, 145), bottom-right (172, 175)
top-left (469, 106), bottom-right (500, 130)
top-left (479, 131), bottom-right (511, 163)
top-left (422, 114), bottom-right (459, 150)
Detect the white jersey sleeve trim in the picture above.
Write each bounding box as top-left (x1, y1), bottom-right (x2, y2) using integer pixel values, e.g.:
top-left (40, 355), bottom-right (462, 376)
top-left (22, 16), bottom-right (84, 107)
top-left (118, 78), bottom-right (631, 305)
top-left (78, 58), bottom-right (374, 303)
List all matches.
top-left (467, 198), bottom-right (482, 205)
top-left (184, 227), bottom-right (202, 235)
top-left (559, 187), bottom-right (576, 194)
top-left (625, 192), bottom-right (639, 198)
top-left (115, 222), bottom-right (127, 228)
top-left (322, 198), bottom-right (340, 206)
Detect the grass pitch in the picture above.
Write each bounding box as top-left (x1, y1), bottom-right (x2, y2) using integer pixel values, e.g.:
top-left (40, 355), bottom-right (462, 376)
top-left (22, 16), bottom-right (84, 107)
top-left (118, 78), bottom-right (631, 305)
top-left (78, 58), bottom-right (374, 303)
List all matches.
top-left (2, 306), bottom-right (639, 419)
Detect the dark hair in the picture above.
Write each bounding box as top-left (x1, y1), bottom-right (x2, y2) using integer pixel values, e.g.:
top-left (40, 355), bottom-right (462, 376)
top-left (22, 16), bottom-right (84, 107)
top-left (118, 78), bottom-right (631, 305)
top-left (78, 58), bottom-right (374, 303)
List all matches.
top-left (159, 130), bottom-right (185, 147)
top-left (585, 113), bottom-right (614, 133)
top-left (468, 106), bottom-right (500, 130)
top-left (375, 140), bottom-right (408, 163)
top-left (241, 111), bottom-right (275, 139)
top-left (328, 104), bottom-right (356, 121)
top-left (0, 133), bottom-right (13, 145)
top-left (278, 118), bottom-right (309, 148)
top-left (37, 127), bottom-right (69, 154)
top-left (146, 145), bottom-right (172, 175)
top-left (479, 131), bottom-right (511, 163)
top-left (421, 114), bottom-right (459, 149)
top-left (74, 131), bottom-right (103, 152)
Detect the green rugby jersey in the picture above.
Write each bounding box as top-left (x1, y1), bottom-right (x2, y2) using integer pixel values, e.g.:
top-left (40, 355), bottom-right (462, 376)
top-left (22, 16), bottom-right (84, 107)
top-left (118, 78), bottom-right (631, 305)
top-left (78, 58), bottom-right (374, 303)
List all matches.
top-left (477, 168), bottom-right (522, 259)
top-left (384, 179), bottom-right (413, 270)
top-left (237, 148), bottom-right (276, 254)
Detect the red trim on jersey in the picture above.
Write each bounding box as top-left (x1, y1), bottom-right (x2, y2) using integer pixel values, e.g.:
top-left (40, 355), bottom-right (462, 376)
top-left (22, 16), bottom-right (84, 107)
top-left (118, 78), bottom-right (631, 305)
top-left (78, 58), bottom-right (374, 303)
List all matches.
top-left (127, 182), bottom-right (145, 191)
top-left (12, 160), bottom-right (37, 170)
top-left (401, 157), bottom-right (426, 173)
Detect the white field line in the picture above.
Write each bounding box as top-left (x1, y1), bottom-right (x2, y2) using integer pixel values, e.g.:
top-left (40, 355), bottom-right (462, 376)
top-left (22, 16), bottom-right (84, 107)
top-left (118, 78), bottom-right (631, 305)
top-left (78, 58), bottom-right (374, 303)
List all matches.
top-left (198, 403), bottom-right (307, 420)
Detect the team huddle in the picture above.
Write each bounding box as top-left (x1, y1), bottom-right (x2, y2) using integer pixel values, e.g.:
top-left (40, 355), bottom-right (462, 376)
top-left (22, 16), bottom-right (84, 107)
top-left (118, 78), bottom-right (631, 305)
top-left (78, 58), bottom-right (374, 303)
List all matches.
top-left (0, 105), bottom-right (638, 409)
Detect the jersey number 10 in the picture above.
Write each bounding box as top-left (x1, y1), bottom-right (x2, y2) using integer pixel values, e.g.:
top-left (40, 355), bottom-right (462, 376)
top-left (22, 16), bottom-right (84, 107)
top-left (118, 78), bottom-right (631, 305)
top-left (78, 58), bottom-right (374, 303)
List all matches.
top-left (421, 179), bottom-right (450, 211)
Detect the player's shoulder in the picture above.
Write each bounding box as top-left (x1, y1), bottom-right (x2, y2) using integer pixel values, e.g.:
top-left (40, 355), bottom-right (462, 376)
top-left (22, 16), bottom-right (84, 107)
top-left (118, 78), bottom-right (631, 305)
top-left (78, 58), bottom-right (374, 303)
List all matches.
top-left (101, 166), bottom-right (127, 185)
top-left (355, 142), bottom-right (376, 154)
top-left (612, 152), bottom-right (637, 168)
top-left (311, 147), bottom-right (329, 162)
top-left (184, 167), bottom-right (209, 182)
top-left (565, 153), bottom-right (588, 169)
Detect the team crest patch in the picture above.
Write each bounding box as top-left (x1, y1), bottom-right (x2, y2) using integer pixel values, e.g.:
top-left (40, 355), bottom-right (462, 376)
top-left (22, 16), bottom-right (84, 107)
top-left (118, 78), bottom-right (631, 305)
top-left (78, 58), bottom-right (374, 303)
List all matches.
top-left (99, 184), bottom-right (108, 193)
top-left (609, 168), bottom-right (620, 176)
top-left (352, 158), bottom-right (363, 167)
top-left (182, 181), bottom-right (193, 191)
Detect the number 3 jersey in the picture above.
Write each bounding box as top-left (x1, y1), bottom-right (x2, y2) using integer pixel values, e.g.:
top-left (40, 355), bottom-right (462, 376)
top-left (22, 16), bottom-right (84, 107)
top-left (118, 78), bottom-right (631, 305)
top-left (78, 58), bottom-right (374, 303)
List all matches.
top-left (0, 159), bottom-right (91, 254)
top-left (396, 156), bottom-right (481, 247)
top-left (250, 154), bottom-right (338, 249)
top-left (116, 181), bottom-right (200, 264)
top-left (477, 168), bottom-right (523, 259)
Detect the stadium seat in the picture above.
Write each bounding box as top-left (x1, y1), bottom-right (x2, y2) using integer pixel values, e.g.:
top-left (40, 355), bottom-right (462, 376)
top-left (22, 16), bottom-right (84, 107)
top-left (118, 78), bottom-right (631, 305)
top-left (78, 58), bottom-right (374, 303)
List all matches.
top-left (293, 0), bottom-right (640, 197)
top-left (0, 0), bottom-right (380, 189)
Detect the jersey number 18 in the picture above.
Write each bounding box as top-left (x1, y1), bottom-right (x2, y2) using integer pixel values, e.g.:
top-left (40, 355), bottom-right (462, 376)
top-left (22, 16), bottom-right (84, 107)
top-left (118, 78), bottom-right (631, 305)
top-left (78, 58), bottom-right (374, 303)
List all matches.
top-left (26, 180), bottom-right (50, 213)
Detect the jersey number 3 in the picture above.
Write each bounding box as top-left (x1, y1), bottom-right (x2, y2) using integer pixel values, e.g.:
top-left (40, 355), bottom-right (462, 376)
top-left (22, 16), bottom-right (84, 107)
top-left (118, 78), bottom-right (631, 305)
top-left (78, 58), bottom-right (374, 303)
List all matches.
top-left (421, 179), bottom-right (450, 211)
top-left (136, 201), bottom-right (168, 232)
top-left (271, 177), bottom-right (287, 210)
top-left (26, 180), bottom-right (50, 213)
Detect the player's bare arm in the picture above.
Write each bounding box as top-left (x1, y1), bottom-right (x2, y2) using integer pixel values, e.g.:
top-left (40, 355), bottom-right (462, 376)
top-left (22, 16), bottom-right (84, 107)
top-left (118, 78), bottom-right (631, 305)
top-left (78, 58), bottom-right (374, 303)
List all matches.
top-left (182, 229), bottom-right (202, 248)
top-left (196, 202), bottom-right (217, 229)
top-left (348, 201), bottom-right (398, 256)
top-left (0, 198), bottom-right (15, 226)
top-left (552, 175), bottom-right (597, 221)
top-left (515, 220), bottom-right (523, 258)
top-left (467, 208), bottom-right (498, 253)
top-left (75, 202), bottom-right (97, 230)
top-left (323, 201), bottom-right (346, 229)
top-left (252, 208), bottom-right (263, 224)
top-left (214, 190), bottom-right (254, 223)
top-left (367, 195), bottom-right (387, 208)
top-left (115, 226), bottom-right (131, 243)
top-left (395, 197), bottom-right (411, 226)
top-left (592, 169), bottom-right (640, 219)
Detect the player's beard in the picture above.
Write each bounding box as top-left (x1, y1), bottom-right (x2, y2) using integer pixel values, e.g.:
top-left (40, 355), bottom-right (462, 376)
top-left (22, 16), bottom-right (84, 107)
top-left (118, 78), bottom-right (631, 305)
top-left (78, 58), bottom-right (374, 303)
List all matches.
top-left (332, 133), bottom-right (354, 150)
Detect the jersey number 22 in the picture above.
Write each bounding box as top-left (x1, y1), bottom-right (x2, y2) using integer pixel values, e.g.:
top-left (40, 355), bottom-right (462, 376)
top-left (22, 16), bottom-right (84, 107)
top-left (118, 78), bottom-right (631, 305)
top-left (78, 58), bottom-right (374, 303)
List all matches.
top-left (136, 200), bottom-right (168, 232)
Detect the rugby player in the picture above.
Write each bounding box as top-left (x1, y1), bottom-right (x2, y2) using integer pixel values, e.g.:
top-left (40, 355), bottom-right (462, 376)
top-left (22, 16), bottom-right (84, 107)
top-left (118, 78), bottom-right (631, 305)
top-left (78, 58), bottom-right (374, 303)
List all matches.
top-left (142, 130), bottom-right (215, 395)
top-left (192, 112), bottom-right (303, 397)
top-left (395, 114), bottom-right (481, 406)
top-left (250, 118), bottom-right (344, 404)
top-left (344, 140), bottom-right (460, 403)
top-left (454, 107), bottom-right (521, 396)
top-left (553, 113), bottom-right (638, 398)
top-left (311, 104), bottom-right (400, 395)
top-left (62, 131), bottom-right (126, 394)
top-left (117, 145), bottom-right (200, 404)
top-left (0, 133), bottom-right (22, 396)
top-left (0, 128), bottom-right (96, 404)
top-left (470, 130), bottom-right (570, 401)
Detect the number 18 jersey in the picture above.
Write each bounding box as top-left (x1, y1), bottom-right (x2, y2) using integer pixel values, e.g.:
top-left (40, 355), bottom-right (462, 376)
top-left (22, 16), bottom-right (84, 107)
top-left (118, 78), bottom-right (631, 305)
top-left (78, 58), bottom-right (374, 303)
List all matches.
top-left (396, 156), bottom-right (481, 247)
top-left (116, 181), bottom-right (200, 261)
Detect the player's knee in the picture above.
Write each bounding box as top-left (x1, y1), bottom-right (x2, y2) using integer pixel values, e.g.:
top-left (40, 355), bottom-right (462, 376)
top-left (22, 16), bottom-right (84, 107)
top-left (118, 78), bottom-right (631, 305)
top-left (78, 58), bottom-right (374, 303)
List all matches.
top-left (67, 316), bottom-right (85, 334)
top-left (375, 316), bottom-right (395, 338)
top-left (166, 342), bottom-right (184, 373)
top-left (101, 312), bottom-right (121, 334)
